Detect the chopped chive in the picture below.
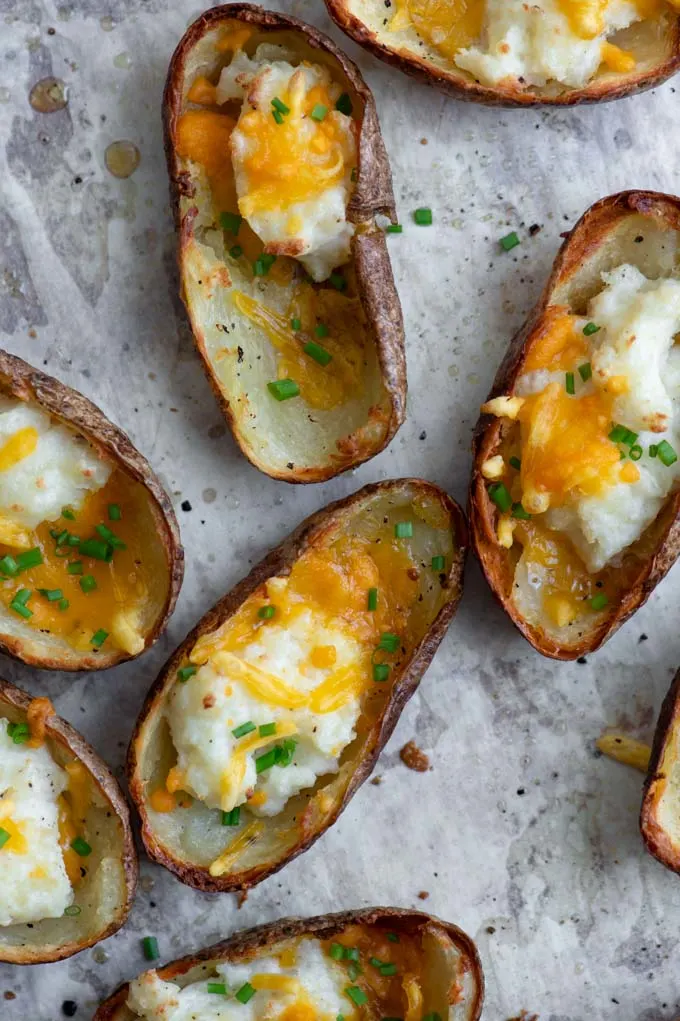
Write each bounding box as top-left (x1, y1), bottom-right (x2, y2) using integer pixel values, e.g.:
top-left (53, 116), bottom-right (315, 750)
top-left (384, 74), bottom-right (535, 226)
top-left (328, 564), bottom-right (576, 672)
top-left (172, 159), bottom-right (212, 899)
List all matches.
top-left (259, 722), bottom-right (277, 737)
top-left (590, 593), bottom-right (608, 611)
top-left (80, 575), bottom-right (97, 593)
top-left (336, 92), bottom-right (353, 115)
top-left (96, 524), bottom-right (126, 549)
top-left (367, 587), bottom-right (378, 611)
top-left (649, 444), bottom-right (659, 458)
top-left (344, 948), bottom-right (360, 962)
top-left (387, 933), bottom-right (399, 943)
top-left (38, 588), bottom-right (63, 602)
top-left (229, 245), bottom-right (243, 259)
top-left (58, 598), bottom-right (69, 612)
top-left (235, 983), bottom-right (256, 1004)
top-left (271, 97), bottom-right (290, 115)
top-left (0, 828), bottom-right (10, 850)
top-left (9, 722), bottom-right (29, 745)
top-left (142, 936), bottom-right (159, 961)
top-left (608, 424), bottom-right (638, 447)
top-left (304, 341), bottom-right (332, 366)
top-left (291, 317), bottom-right (302, 331)
top-left (108, 503), bottom-right (121, 521)
top-left (232, 721), bottom-right (256, 739)
top-left (314, 323), bottom-right (329, 339)
top-left (432, 555), bottom-right (446, 572)
top-left (64, 904), bottom-right (81, 916)
top-left (67, 533), bottom-right (81, 547)
top-left (373, 663), bottom-right (390, 682)
top-left (511, 502), bottom-right (531, 520)
top-left (330, 943), bottom-right (345, 960)
top-left (413, 207), bottom-right (433, 226)
top-left (70, 836), bottom-right (92, 857)
top-left (379, 963), bottom-right (397, 976)
top-left (10, 589), bottom-right (32, 618)
top-left (657, 439), bottom-right (678, 466)
top-left (178, 665), bottom-right (197, 682)
top-left (500, 231), bottom-right (520, 251)
top-left (274, 737), bottom-right (296, 767)
top-left (16, 548), bottom-right (43, 571)
top-left (629, 444), bottom-right (643, 462)
top-left (583, 322), bottom-right (600, 336)
top-left (311, 103), bottom-right (328, 121)
top-left (79, 538), bottom-right (112, 561)
top-left (258, 605), bottom-right (276, 620)
top-left (62, 506), bottom-right (76, 520)
top-left (385, 224), bottom-right (403, 234)
top-left (377, 632), bottom-right (400, 653)
top-left (91, 629), bottom-right (108, 649)
top-left (272, 108), bottom-right (284, 125)
top-left (347, 962), bottom-right (362, 981)
top-left (423, 1014), bottom-right (443, 1021)
top-left (55, 531), bottom-right (69, 547)
top-left (337, 1016), bottom-right (345, 1021)
top-left (369, 957), bottom-right (384, 969)
top-left (578, 362), bottom-right (592, 382)
top-left (207, 983), bottom-right (227, 995)
top-left (220, 211), bottom-right (242, 235)
top-left (67, 560), bottom-right (83, 575)
top-left (0, 555), bottom-right (18, 577)
top-left (267, 379), bottom-right (300, 401)
top-left (394, 521), bottom-right (413, 538)
top-left (222, 806), bottom-right (241, 826)
top-left (329, 272), bottom-right (347, 292)
top-left (565, 371), bottom-right (575, 395)
top-left (253, 253), bottom-right (276, 276)
top-left (509, 456), bottom-right (522, 470)
top-left (345, 987), bottom-right (368, 1007)
top-left (488, 482), bottom-right (512, 513)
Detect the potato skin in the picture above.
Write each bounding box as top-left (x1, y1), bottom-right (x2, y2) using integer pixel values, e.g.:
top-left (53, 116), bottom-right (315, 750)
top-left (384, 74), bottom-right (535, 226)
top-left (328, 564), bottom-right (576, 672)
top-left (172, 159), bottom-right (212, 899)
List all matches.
top-left (93, 906), bottom-right (484, 1021)
top-left (641, 666), bottom-right (680, 874)
top-left (128, 479), bottom-right (467, 892)
top-left (0, 349), bottom-right (183, 671)
top-left (325, 0), bottom-right (680, 108)
top-left (163, 4), bottom-right (406, 483)
top-left (469, 191), bottom-right (680, 660)
top-left (0, 679), bottom-right (138, 964)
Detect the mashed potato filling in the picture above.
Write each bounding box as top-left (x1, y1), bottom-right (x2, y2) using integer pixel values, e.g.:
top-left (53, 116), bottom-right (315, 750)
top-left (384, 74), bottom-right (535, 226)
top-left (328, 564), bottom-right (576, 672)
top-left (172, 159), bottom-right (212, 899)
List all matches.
top-left (217, 45), bottom-right (357, 281)
top-left (0, 718), bottom-right (73, 926)
top-left (128, 938), bottom-right (350, 1021)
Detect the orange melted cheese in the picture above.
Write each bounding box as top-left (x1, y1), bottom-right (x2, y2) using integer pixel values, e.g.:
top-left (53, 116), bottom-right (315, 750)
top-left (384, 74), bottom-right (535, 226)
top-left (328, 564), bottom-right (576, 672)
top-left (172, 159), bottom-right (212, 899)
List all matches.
top-left (58, 759), bottom-right (90, 887)
top-left (0, 472), bottom-right (151, 654)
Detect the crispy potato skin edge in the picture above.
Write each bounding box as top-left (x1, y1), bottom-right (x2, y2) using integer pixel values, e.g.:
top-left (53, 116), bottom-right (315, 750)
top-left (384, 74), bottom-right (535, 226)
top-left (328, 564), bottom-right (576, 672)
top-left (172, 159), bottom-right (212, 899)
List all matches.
top-left (641, 666), bottom-right (680, 872)
top-left (0, 678), bottom-right (138, 964)
top-left (468, 191), bottom-right (680, 660)
top-left (0, 349), bottom-right (184, 671)
top-left (128, 479), bottom-right (467, 891)
top-left (163, 3), bottom-right (406, 483)
top-left (93, 906), bottom-right (484, 1021)
top-left (324, 0), bottom-right (680, 107)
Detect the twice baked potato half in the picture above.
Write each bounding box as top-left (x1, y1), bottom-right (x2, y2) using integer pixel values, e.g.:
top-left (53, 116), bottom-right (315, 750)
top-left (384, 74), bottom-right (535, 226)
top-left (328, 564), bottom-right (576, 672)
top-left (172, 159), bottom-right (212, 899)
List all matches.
top-left (326, 0), bottom-right (680, 107)
top-left (164, 4), bottom-right (405, 483)
top-left (0, 679), bottom-right (137, 964)
top-left (641, 666), bottom-right (680, 874)
top-left (470, 191), bottom-right (680, 660)
top-left (0, 350), bottom-right (183, 670)
top-left (93, 907), bottom-right (484, 1021)
top-left (128, 479), bottom-right (466, 891)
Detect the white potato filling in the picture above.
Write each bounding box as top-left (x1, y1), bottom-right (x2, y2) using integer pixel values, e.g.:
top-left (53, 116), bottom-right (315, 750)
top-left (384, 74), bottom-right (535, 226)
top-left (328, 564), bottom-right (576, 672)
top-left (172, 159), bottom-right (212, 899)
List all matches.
top-left (455, 0), bottom-right (644, 89)
top-left (127, 936), bottom-right (350, 1021)
top-left (0, 398), bottom-right (110, 536)
top-left (516, 264), bottom-right (680, 573)
top-left (217, 45), bottom-right (356, 282)
top-left (0, 719), bottom-right (73, 926)
top-left (166, 581), bottom-right (363, 817)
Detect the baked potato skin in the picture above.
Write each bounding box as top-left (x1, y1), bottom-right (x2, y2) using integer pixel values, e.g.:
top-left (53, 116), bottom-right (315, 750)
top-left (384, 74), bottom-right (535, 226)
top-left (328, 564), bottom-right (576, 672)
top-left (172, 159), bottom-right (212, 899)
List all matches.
top-left (325, 0), bottom-right (680, 107)
top-left (128, 479), bottom-right (467, 892)
top-left (0, 349), bottom-right (184, 671)
top-left (163, 4), bottom-right (406, 483)
top-left (0, 679), bottom-right (138, 964)
top-left (641, 666), bottom-right (680, 874)
top-left (469, 191), bottom-right (680, 660)
top-left (93, 907), bottom-right (484, 1021)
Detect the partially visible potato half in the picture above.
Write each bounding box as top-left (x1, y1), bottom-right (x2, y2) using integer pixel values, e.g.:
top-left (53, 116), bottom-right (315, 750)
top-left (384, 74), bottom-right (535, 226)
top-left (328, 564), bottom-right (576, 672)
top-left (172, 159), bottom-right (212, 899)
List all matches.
top-left (93, 907), bottom-right (484, 1021)
top-left (325, 0), bottom-right (680, 107)
top-left (0, 350), bottom-right (183, 670)
top-left (641, 667), bottom-right (680, 874)
top-left (128, 480), bottom-right (466, 891)
top-left (470, 191), bottom-right (680, 660)
top-left (164, 4), bottom-right (405, 482)
top-left (0, 680), bottom-right (137, 964)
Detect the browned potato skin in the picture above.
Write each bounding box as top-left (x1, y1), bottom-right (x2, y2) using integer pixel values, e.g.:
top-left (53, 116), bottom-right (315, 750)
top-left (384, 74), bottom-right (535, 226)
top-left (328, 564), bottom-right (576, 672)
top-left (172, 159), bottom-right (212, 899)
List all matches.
top-left (93, 907), bottom-right (484, 1021)
top-left (641, 666), bottom-right (680, 873)
top-left (128, 479), bottom-right (467, 892)
top-left (163, 4), bottom-right (406, 483)
top-left (324, 0), bottom-right (680, 107)
top-left (0, 350), bottom-right (184, 670)
top-left (0, 679), bottom-right (138, 964)
top-left (469, 191), bottom-right (680, 660)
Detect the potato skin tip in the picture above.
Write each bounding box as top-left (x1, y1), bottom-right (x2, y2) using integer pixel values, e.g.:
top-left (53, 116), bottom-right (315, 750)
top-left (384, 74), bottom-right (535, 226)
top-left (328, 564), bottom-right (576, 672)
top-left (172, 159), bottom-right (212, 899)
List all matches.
top-left (641, 666), bottom-right (680, 874)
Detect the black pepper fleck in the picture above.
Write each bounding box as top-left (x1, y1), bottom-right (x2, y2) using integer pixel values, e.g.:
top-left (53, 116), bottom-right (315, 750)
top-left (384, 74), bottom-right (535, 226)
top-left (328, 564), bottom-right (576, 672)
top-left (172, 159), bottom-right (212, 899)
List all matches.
top-left (181, 500), bottom-right (192, 512)
top-left (62, 1002), bottom-right (78, 1017)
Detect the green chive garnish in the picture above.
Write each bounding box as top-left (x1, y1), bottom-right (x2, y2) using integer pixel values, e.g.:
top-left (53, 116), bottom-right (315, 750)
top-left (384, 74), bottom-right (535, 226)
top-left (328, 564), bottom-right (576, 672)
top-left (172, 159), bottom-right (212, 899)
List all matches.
top-left (80, 575), bottom-right (97, 593)
top-left (16, 548), bottom-right (42, 571)
top-left (272, 109), bottom-right (284, 125)
top-left (377, 633), bottom-right (399, 653)
top-left (259, 722), bottom-right (276, 737)
top-left (178, 665), bottom-right (197, 682)
top-left (0, 555), bottom-right (18, 577)
top-left (64, 904), bottom-right (81, 916)
top-left (565, 371), bottom-right (575, 395)
top-left (10, 589), bottom-right (32, 618)
top-left (235, 983), bottom-right (256, 1004)
top-left (649, 444), bottom-right (659, 458)
top-left (590, 593), bottom-right (608, 611)
top-left (347, 962), bottom-right (361, 981)
top-left (8, 722), bottom-right (29, 744)
top-left (330, 943), bottom-right (345, 960)
top-left (267, 379), bottom-right (300, 401)
top-left (70, 836), bottom-right (92, 857)
top-left (511, 502), bottom-right (531, 520)
top-left (583, 322), bottom-right (600, 336)
top-left (38, 588), bottom-right (63, 602)
top-left (387, 933), bottom-right (399, 943)
top-left (253, 253), bottom-right (276, 276)
top-left (304, 341), bottom-right (332, 366)
top-left (232, 721), bottom-right (256, 739)
top-left (258, 605), bottom-right (276, 619)
top-left (608, 424), bottom-right (638, 447)
top-left (220, 211), bottom-right (242, 235)
top-left (108, 503), bottom-right (121, 521)
top-left (500, 231), bottom-right (520, 251)
top-left (578, 362), bottom-right (592, 382)
top-left (207, 983), bottom-right (227, 995)
top-left (229, 245), bottom-right (243, 259)
top-left (79, 538), bottom-right (112, 561)
top-left (222, 806), bottom-right (241, 826)
top-left (275, 737), bottom-right (296, 767)
top-left (629, 444), bottom-right (643, 461)
top-left (314, 323), bottom-right (329, 339)
top-left (256, 748), bottom-right (277, 774)
top-left (367, 587), bottom-right (378, 611)
top-left (67, 561), bottom-right (83, 575)
top-left (311, 103), bottom-right (328, 121)
top-left (488, 482), bottom-right (512, 513)
top-left (423, 1013), bottom-right (443, 1021)
top-left (431, 555), bottom-right (445, 571)
top-left (91, 629), bottom-right (108, 648)
top-left (329, 272), bottom-right (347, 292)
top-left (373, 663), bottom-right (390, 682)
top-left (379, 963), bottom-right (397, 976)
top-left (657, 439), bottom-right (678, 466)
top-left (142, 936), bottom-right (159, 961)
top-left (344, 948), bottom-right (360, 962)
top-left (345, 987), bottom-right (368, 1007)
top-left (96, 523), bottom-right (126, 549)
top-left (336, 93), bottom-right (353, 115)
top-left (509, 456), bottom-right (521, 470)
top-left (385, 224), bottom-right (403, 234)
top-left (271, 97), bottom-right (290, 115)
top-left (413, 207), bottom-right (433, 226)
top-left (394, 521), bottom-right (413, 538)
top-left (0, 828), bottom-right (10, 850)
top-left (58, 598), bottom-right (69, 612)
top-left (62, 507), bottom-right (76, 520)
top-left (291, 317), bottom-right (302, 331)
